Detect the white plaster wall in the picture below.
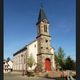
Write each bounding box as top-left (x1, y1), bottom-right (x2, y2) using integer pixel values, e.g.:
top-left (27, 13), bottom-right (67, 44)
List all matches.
top-left (13, 50), bottom-right (27, 70)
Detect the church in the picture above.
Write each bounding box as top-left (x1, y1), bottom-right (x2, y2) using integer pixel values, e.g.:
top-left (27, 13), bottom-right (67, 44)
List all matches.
top-left (13, 7), bottom-right (56, 72)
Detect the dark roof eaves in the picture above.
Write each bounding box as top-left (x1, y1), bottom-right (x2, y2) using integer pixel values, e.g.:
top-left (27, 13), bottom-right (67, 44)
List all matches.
top-left (13, 47), bottom-right (27, 56)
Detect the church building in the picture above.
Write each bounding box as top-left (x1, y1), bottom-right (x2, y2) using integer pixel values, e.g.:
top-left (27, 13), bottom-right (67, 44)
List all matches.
top-left (13, 7), bottom-right (56, 72)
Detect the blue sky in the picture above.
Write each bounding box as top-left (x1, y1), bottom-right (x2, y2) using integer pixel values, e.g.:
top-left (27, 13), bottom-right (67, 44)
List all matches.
top-left (4, 0), bottom-right (76, 60)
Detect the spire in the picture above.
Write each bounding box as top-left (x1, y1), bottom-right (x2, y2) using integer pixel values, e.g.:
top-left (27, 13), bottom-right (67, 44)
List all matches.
top-left (36, 6), bottom-right (49, 25)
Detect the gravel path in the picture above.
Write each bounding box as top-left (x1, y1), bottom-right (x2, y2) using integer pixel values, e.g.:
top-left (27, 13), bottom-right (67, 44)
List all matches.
top-left (4, 72), bottom-right (55, 80)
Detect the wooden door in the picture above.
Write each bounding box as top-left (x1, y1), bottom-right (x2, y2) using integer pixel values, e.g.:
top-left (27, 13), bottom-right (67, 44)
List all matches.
top-left (45, 58), bottom-right (51, 71)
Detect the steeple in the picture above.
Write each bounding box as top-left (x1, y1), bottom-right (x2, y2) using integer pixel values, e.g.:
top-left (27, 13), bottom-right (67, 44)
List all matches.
top-left (36, 4), bottom-right (55, 72)
top-left (36, 7), bottom-right (49, 25)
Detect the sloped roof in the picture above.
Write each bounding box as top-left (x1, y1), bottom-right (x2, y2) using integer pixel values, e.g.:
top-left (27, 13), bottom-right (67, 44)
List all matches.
top-left (13, 40), bottom-right (37, 56)
top-left (13, 47), bottom-right (27, 56)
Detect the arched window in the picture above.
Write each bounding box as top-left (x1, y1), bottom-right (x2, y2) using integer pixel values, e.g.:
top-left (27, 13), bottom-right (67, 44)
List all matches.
top-left (44, 25), bottom-right (47, 32)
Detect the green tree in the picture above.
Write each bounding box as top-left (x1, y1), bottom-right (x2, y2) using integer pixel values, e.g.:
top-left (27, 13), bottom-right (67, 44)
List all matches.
top-left (27, 54), bottom-right (35, 69)
top-left (54, 52), bottom-right (59, 69)
top-left (57, 47), bottom-right (65, 70)
top-left (54, 47), bottom-right (65, 70)
top-left (54, 52), bottom-right (58, 64)
top-left (65, 56), bottom-right (76, 70)
top-left (58, 47), bottom-right (65, 60)
top-left (54, 47), bottom-right (76, 70)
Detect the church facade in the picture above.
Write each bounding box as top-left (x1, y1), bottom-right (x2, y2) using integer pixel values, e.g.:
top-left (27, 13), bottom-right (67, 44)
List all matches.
top-left (13, 7), bottom-right (56, 72)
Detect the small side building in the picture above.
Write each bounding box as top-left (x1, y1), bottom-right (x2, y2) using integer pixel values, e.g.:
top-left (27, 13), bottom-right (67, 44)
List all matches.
top-left (3, 60), bottom-right (13, 73)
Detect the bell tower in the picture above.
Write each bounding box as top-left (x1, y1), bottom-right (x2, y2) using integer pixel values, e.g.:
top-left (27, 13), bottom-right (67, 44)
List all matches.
top-left (36, 7), bottom-right (54, 72)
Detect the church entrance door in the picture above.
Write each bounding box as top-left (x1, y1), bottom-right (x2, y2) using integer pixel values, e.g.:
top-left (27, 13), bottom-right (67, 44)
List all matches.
top-left (45, 58), bottom-right (51, 71)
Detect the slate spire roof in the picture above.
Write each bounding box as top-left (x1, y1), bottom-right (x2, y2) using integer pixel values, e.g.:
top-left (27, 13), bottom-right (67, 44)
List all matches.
top-left (36, 7), bottom-right (49, 25)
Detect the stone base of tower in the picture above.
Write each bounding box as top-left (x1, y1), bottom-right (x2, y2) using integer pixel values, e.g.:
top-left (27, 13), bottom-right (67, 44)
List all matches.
top-left (35, 53), bottom-right (55, 72)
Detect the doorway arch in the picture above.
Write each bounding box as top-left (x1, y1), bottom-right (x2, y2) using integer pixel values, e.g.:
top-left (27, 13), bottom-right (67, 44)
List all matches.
top-left (45, 58), bottom-right (51, 71)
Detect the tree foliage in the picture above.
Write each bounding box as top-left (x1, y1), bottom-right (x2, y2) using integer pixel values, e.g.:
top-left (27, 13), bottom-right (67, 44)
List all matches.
top-left (54, 52), bottom-right (58, 64)
top-left (58, 47), bottom-right (65, 60)
top-left (54, 47), bottom-right (65, 70)
top-left (54, 47), bottom-right (76, 70)
top-left (65, 56), bottom-right (76, 70)
top-left (27, 54), bottom-right (35, 68)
